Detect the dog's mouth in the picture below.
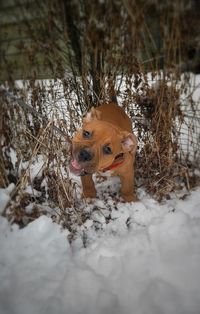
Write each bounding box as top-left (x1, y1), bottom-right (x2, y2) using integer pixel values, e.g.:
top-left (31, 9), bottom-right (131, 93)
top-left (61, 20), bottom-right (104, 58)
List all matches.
top-left (70, 159), bottom-right (90, 176)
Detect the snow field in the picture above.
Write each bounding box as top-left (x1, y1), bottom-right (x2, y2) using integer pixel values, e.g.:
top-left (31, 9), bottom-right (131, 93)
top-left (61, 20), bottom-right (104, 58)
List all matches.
top-left (0, 187), bottom-right (200, 314)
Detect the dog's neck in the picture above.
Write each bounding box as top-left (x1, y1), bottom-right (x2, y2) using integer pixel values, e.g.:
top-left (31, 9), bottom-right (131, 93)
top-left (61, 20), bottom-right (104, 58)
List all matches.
top-left (101, 153), bottom-right (124, 172)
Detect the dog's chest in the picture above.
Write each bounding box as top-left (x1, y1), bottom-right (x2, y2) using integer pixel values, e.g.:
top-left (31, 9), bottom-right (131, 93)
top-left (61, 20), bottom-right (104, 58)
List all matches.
top-left (97, 170), bottom-right (114, 178)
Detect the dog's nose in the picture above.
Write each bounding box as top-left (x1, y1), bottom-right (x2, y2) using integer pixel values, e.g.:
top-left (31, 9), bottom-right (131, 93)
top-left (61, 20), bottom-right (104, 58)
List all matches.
top-left (78, 149), bottom-right (92, 162)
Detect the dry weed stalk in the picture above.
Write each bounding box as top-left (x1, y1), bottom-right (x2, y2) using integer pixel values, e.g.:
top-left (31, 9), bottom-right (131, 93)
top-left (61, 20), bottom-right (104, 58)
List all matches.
top-left (133, 81), bottom-right (185, 199)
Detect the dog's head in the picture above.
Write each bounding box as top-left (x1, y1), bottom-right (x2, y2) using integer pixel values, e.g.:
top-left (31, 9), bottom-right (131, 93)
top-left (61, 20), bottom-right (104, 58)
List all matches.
top-left (70, 107), bottom-right (136, 176)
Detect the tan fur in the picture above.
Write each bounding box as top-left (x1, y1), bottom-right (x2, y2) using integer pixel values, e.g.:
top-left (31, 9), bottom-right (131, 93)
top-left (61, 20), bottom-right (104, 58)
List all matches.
top-left (70, 102), bottom-right (137, 202)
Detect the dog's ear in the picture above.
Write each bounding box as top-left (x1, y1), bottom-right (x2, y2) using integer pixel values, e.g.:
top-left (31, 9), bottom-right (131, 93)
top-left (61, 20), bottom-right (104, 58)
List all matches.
top-left (83, 107), bottom-right (101, 123)
top-left (121, 131), bottom-right (137, 153)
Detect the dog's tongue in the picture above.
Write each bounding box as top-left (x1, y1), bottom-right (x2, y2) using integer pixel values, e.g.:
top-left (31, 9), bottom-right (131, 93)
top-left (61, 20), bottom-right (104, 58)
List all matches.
top-left (71, 159), bottom-right (82, 170)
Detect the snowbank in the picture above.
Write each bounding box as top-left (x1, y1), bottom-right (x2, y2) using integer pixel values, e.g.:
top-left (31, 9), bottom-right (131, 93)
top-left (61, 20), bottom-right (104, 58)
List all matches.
top-left (0, 187), bottom-right (200, 314)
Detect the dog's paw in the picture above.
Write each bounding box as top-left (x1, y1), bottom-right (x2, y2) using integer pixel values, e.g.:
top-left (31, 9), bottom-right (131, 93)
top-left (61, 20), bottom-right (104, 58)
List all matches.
top-left (82, 191), bottom-right (97, 200)
top-left (84, 197), bottom-right (96, 204)
top-left (122, 193), bottom-right (137, 203)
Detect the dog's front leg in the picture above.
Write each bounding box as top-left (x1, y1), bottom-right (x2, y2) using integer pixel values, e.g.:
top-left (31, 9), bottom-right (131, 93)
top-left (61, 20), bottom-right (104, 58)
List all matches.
top-left (81, 175), bottom-right (97, 199)
top-left (120, 171), bottom-right (136, 202)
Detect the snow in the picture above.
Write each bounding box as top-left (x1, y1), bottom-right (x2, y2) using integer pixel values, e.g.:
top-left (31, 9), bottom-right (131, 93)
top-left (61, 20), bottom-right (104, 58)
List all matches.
top-left (0, 184), bottom-right (15, 214)
top-left (1, 186), bottom-right (200, 314)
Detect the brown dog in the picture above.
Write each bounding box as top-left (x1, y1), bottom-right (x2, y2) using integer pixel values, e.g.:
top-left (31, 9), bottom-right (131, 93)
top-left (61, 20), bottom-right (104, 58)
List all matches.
top-left (70, 101), bottom-right (137, 202)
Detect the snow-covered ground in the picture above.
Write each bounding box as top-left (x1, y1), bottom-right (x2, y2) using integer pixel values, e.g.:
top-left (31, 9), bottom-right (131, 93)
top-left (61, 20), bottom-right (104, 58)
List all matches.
top-left (0, 184), bottom-right (200, 314)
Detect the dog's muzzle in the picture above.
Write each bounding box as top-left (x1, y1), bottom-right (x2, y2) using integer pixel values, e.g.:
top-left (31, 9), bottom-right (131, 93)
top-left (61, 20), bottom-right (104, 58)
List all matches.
top-left (78, 148), bottom-right (93, 162)
top-left (70, 147), bottom-right (95, 176)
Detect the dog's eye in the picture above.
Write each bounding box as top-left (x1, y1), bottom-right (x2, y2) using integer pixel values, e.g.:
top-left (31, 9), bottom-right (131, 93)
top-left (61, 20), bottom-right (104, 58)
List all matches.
top-left (103, 145), bottom-right (112, 155)
top-left (83, 130), bottom-right (92, 139)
